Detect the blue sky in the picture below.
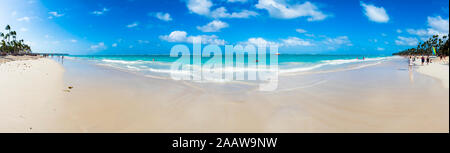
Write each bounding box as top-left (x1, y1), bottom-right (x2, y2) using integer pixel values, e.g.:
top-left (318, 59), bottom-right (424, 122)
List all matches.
top-left (1, 0), bottom-right (448, 55)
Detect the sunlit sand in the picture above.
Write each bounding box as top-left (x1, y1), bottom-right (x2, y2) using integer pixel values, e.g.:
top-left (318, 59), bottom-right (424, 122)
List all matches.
top-left (1, 56), bottom-right (448, 132)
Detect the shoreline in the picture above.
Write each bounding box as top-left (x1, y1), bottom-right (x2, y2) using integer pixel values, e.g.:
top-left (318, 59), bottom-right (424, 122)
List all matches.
top-left (0, 56), bottom-right (448, 132)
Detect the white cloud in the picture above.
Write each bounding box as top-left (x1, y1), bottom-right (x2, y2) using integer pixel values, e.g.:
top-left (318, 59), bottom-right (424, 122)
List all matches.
top-left (197, 20), bottom-right (229, 32)
top-left (360, 1), bottom-right (389, 23)
top-left (70, 39), bottom-right (77, 43)
top-left (405, 16), bottom-right (449, 37)
top-left (305, 34), bottom-right (315, 37)
top-left (255, 0), bottom-right (327, 21)
top-left (210, 7), bottom-right (258, 18)
top-left (427, 16), bottom-right (449, 34)
top-left (324, 36), bottom-right (352, 46)
top-left (160, 31), bottom-right (188, 42)
top-left (126, 22), bottom-right (139, 28)
top-left (244, 37), bottom-right (280, 47)
top-left (381, 33), bottom-right (387, 36)
top-left (20, 28), bottom-right (28, 32)
top-left (419, 37), bottom-right (429, 41)
top-left (159, 30), bottom-right (226, 45)
top-left (112, 43), bottom-right (118, 47)
top-left (406, 29), bottom-right (428, 36)
top-left (296, 28), bottom-right (307, 33)
top-left (186, 0), bottom-right (257, 19)
top-left (138, 40), bottom-right (150, 44)
top-left (241, 35), bottom-right (351, 50)
top-left (396, 29), bottom-right (402, 33)
top-left (92, 8), bottom-right (109, 15)
top-left (281, 37), bottom-right (313, 47)
top-left (187, 0), bottom-right (212, 16)
top-left (377, 47), bottom-right (385, 51)
top-left (227, 0), bottom-right (248, 3)
top-left (187, 35), bottom-right (226, 45)
top-left (395, 36), bottom-right (418, 46)
top-left (48, 11), bottom-right (64, 19)
top-left (155, 12), bottom-right (172, 21)
top-left (17, 16), bottom-right (31, 22)
top-left (90, 42), bottom-right (107, 50)
top-left (241, 37), bottom-right (313, 47)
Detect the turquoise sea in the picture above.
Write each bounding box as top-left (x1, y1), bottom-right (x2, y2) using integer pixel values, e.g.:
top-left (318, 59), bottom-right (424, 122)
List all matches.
top-left (66, 54), bottom-right (399, 79)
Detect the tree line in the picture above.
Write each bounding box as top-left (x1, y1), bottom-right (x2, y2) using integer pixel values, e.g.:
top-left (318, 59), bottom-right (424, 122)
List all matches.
top-left (393, 34), bottom-right (449, 56)
top-left (0, 25), bottom-right (32, 55)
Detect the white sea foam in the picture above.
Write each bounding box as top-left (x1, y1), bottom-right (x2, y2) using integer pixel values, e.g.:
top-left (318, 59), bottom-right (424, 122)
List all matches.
top-left (101, 59), bottom-right (172, 66)
top-left (279, 56), bottom-right (395, 74)
top-left (102, 59), bottom-right (142, 64)
top-left (96, 56), bottom-right (396, 77)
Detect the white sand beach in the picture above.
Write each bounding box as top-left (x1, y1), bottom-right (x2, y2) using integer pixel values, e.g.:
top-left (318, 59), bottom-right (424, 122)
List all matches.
top-left (0, 56), bottom-right (448, 133)
top-left (0, 56), bottom-right (79, 132)
top-left (414, 59), bottom-right (449, 89)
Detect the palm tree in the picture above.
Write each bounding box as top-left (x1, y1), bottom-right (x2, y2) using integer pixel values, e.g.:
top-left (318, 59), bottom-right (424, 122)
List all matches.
top-left (0, 25), bottom-right (32, 54)
top-left (394, 33), bottom-right (450, 56)
top-left (11, 31), bottom-right (16, 41)
top-left (5, 25), bottom-right (11, 43)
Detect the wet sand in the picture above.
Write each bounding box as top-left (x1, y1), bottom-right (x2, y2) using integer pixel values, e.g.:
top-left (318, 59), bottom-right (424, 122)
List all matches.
top-left (0, 57), bottom-right (448, 132)
top-left (60, 58), bottom-right (449, 132)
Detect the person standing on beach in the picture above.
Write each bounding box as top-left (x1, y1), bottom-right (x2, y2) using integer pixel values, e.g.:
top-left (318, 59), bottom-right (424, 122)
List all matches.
top-left (409, 56), bottom-right (413, 66)
top-left (421, 56), bottom-right (425, 66)
top-left (426, 56), bottom-right (430, 65)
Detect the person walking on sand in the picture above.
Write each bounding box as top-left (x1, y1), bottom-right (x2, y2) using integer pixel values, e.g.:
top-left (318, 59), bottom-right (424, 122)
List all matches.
top-left (421, 56), bottom-right (425, 66)
top-left (409, 56), bottom-right (413, 66)
top-left (426, 56), bottom-right (430, 65)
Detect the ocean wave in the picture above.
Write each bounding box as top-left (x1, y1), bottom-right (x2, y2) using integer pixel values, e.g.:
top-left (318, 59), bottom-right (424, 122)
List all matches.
top-left (95, 56), bottom-right (395, 75)
top-left (279, 56), bottom-right (394, 74)
top-left (322, 56), bottom-right (391, 65)
top-left (279, 64), bottom-right (326, 73)
top-left (101, 59), bottom-right (143, 64)
top-left (101, 59), bottom-right (172, 66)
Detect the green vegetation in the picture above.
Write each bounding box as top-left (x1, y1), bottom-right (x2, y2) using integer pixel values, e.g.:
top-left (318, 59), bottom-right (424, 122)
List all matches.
top-left (393, 34), bottom-right (449, 56)
top-left (0, 25), bottom-right (32, 55)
